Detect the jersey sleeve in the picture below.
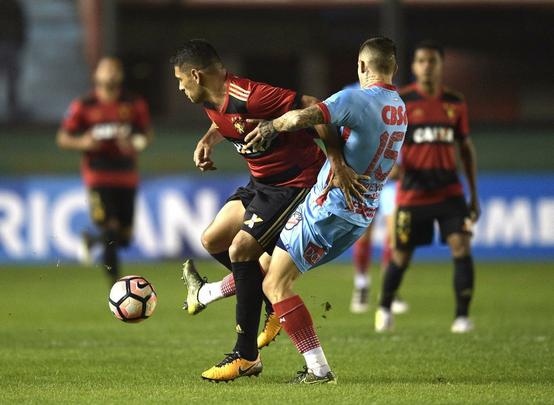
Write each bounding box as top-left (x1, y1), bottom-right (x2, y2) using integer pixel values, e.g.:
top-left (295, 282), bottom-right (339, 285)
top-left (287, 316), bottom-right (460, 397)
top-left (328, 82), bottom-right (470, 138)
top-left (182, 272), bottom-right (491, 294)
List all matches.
top-left (247, 83), bottom-right (301, 118)
top-left (317, 89), bottom-right (359, 129)
top-left (61, 100), bottom-right (85, 134)
top-left (132, 97), bottom-right (151, 133)
top-left (456, 101), bottom-right (470, 138)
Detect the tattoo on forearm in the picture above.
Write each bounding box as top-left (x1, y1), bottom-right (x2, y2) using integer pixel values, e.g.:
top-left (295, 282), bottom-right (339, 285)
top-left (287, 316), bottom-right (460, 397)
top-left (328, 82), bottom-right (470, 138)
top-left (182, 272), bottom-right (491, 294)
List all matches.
top-left (275, 105), bottom-right (324, 131)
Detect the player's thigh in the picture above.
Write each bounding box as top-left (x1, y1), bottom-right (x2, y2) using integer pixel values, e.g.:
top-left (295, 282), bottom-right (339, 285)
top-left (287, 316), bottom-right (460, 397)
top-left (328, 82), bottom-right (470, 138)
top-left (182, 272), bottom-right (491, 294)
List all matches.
top-left (438, 197), bottom-right (472, 257)
top-left (242, 183), bottom-right (309, 254)
top-left (263, 246), bottom-right (302, 302)
top-left (88, 187), bottom-right (117, 228)
top-left (115, 187), bottom-right (136, 245)
top-left (201, 200), bottom-right (245, 253)
top-left (393, 205), bottom-right (434, 250)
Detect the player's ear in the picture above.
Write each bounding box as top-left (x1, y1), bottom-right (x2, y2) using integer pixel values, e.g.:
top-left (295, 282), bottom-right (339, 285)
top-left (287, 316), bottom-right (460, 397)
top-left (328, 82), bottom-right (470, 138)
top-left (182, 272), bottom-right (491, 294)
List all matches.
top-left (191, 68), bottom-right (201, 84)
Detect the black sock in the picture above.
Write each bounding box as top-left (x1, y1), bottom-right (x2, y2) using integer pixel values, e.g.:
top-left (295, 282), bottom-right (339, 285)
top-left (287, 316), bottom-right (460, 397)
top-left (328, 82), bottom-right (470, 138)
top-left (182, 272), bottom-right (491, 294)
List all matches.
top-left (232, 261), bottom-right (263, 361)
top-left (454, 256), bottom-right (474, 317)
top-left (380, 262), bottom-right (407, 309)
top-left (212, 251), bottom-right (273, 314)
top-left (103, 229), bottom-right (119, 282)
top-left (263, 295), bottom-right (274, 316)
top-left (211, 251), bottom-right (232, 271)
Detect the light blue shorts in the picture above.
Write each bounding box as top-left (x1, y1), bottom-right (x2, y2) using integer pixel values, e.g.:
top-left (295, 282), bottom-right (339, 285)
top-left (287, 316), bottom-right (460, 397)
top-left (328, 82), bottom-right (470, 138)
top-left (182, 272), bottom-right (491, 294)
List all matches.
top-left (277, 192), bottom-right (369, 273)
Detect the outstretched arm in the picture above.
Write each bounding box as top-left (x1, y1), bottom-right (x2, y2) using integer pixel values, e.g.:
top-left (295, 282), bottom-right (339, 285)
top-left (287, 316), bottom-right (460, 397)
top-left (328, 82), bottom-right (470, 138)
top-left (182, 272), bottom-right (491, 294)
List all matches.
top-left (244, 102), bottom-right (368, 208)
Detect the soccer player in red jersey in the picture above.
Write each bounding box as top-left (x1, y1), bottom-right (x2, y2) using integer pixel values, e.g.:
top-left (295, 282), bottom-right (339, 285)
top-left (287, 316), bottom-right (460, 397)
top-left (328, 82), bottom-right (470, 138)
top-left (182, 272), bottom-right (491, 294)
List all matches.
top-left (171, 40), bottom-right (358, 382)
top-left (57, 57), bottom-right (153, 283)
top-left (375, 41), bottom-right (480, 333)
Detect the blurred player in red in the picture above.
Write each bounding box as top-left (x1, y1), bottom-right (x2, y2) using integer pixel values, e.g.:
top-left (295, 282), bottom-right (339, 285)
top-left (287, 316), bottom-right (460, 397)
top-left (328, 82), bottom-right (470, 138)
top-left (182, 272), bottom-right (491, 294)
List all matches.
top-left (171, 40), bottom-right (358, 382)
top-left (375, 41), bottom-right (480, 333)
top-left (57, 57), bottom-right (153, 283)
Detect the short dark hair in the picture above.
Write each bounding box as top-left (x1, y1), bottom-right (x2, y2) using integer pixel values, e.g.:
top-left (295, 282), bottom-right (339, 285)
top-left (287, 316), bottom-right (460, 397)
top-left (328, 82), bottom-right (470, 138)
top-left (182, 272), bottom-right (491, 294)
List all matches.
top-left (414, 40), bottom-right (445, 59)
top-left (359, 36), bottom-right (397, 74)
top-left (170, 39), bottom-right (222, 69)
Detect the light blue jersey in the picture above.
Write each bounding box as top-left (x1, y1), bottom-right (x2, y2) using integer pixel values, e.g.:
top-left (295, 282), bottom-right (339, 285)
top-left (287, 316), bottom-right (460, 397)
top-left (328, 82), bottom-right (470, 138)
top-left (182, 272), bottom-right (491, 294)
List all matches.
top-left (278, 83), bottom-right (407, 273)
top-left (316, 84), bottom-right (407, 227)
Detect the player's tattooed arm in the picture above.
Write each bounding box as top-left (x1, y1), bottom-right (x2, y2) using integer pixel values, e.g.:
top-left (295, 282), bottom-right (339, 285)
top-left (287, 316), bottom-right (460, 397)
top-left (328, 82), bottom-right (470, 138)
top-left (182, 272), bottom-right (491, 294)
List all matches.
top-left (243, 105), bottom-right (324, 151)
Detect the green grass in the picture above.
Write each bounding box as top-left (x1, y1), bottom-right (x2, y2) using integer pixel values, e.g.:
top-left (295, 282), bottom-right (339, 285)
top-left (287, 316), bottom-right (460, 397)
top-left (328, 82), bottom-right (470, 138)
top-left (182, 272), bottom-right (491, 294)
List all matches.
top-left (1, 261), bottom-right (553, 404)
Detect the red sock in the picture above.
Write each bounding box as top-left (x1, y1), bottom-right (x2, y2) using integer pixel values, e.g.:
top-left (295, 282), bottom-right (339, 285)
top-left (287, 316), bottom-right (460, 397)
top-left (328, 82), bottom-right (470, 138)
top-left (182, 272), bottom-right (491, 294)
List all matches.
top-left (273, 295), bottom-right (321, 354)
top-left (353, 237), bottom-right (371, 275)
top-left (220, 273), bottom-right (236, 297)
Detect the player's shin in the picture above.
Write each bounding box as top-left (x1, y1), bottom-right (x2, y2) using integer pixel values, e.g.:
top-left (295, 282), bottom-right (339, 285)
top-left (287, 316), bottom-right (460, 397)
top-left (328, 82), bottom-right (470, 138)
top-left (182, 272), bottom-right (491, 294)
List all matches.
top-left (380, 261), bottom-right (407, 310)
top-left (232, 261), bottom-right (264, 361)
top-left (273, 295), bottom-right (331, 377)
top-left (453, 255), bottom-right (475, 317)
top-left (103, 228), bottom-right (119, 282)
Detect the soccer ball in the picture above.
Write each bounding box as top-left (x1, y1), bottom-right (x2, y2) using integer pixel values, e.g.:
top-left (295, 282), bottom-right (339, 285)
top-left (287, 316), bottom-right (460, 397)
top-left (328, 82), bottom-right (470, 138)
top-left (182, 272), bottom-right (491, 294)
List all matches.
top-left (108, 275), bottom-right (157, 323)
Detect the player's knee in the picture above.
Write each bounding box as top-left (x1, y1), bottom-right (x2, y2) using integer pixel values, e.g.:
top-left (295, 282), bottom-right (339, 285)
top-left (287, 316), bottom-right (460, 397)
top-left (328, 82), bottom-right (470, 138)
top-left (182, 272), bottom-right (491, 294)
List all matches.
top-left (229, 234), bottom-right (260, 262)
top-left (448, 233), bottom-right (471, 258)
top-left (118, 228), bottom-right (132, 247)
top-left (392, 249), bottom-right (411, 268)
top-left (201, 228), bottom-right (224, 254)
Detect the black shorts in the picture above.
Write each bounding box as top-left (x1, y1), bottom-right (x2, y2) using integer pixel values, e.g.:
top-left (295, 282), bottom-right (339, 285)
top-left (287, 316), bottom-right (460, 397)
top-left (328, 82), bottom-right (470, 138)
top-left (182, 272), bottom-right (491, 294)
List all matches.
top-left (394, 196), bottom-right (471, 250)
top-left (227, 178), bottom-right (310, 254)
top-left (88, 187), bottom-right (136, 230)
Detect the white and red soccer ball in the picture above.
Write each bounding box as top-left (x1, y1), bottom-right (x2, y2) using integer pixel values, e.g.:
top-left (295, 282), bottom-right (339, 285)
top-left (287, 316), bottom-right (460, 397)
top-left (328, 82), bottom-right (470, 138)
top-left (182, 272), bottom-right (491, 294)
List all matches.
top-left (108, 275), bottom-right (157, 323)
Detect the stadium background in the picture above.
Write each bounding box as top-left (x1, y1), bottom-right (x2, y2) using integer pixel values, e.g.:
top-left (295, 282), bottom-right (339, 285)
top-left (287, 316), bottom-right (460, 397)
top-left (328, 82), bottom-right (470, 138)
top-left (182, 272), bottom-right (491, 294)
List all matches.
top-left (1, 1), bottom-right (553, 403)
top-left (1, 0), bottom-right (553, 264)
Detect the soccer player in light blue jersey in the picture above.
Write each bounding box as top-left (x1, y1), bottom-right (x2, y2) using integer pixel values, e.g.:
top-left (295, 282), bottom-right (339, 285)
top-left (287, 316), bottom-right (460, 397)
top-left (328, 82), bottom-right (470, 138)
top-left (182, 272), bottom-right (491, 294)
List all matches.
top-left (243, 37), bottom-right (407, 384)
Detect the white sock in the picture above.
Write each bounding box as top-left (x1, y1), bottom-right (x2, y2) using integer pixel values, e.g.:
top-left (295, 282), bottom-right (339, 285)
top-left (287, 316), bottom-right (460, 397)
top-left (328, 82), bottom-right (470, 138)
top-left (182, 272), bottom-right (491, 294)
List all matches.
top-left (197, 281), bottom-right (224, 305)
top-left (354, 273), bottom-right (371, 290)
top-left (303, 347), bottom-right (331, 377)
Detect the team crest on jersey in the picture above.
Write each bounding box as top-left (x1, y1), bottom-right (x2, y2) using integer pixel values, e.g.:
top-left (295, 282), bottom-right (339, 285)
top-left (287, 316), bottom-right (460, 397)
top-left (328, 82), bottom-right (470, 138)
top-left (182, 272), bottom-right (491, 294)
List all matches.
top-left (232, 117), bottom-right (247, 134)
top-left (118, 104), bottom-right (132, 120)
top-left (443, 103), bottom-right (457, 121)
top-left (412, 108), bottom-right (425, 119)
top-left (303, 242), bottom-right (326, 266)
top-left (285, 211), bottom-right (302, 230)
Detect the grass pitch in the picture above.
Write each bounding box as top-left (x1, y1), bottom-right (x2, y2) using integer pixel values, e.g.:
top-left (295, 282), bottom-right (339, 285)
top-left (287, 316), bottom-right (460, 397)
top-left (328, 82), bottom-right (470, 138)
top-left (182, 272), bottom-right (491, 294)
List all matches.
top-left (1, 260), bottom-right (552, 404)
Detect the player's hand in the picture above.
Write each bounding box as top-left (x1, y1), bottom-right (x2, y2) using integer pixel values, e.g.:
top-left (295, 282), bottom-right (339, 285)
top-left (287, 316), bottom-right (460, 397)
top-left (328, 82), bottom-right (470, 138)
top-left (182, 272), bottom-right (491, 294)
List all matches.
top-left (80, 132), bottom-right (101, 151)
top-left (321, 164), bottom-right (370, 210)
top-left (193, 141), bottom-right (217, 171)
top-left (242, 119), bottom-right (278, 152)
top-left (469, 195), bottom-right (481, 222)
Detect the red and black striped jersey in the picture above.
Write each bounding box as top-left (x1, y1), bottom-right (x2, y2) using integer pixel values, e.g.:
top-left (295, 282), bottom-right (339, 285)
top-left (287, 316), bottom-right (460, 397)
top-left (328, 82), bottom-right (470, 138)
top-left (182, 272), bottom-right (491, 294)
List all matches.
top-left (204, 74), bottom-right (324, 188)
top-left (397, 83), bottom-right (469, 206)
top-left (61, 91), bottom-right (151, 188)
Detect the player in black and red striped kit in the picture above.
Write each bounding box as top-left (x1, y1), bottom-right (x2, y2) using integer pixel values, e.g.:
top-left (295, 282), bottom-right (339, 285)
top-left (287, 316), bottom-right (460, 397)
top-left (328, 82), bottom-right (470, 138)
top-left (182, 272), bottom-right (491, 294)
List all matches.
top-left (57, 57), bottom-right (153, 283)
top-left (375, 41), bottom-right (480, 334)
top-left (171, 40), bottom-right (357, 382)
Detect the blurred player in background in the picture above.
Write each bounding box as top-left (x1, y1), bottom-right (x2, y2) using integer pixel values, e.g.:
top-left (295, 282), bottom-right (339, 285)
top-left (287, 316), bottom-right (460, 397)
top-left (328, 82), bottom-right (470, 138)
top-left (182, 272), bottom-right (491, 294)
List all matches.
top-left (246, 36), bottom-right (405, 383)
top-left (57, 57), bottom-right (153, 283)
top-left (375, 40), bottom-right (479, 334)
top-left (171, 40), bottom-right (358, 382)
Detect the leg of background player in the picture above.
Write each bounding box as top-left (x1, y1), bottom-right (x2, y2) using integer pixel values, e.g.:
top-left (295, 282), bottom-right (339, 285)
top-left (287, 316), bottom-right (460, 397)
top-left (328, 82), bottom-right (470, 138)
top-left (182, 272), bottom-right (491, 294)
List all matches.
top-left (350, 226), bottom-right (372, 313)
top-left (264, 247), bottom-right (334, 382)
top-left (376, 247), bottom-right (413, 332)
top-left (447, 232), bottom-right (475, 333)
top-left (102, 218), bottom-right (121, 284)
top-left (382, 212), bottom-right (409, 315)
